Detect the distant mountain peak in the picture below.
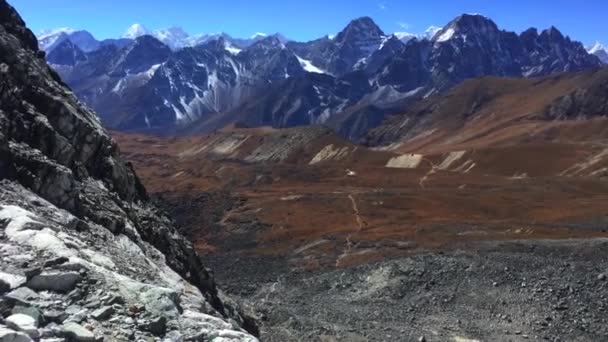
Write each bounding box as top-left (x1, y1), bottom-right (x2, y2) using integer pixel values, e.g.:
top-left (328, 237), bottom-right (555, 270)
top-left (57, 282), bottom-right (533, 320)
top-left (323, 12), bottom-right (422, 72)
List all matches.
top-left (589, 41), bottom-right (606, 54)
top-left (432, 13), bottom-right (499, 43)
top-left (37, 27), bottom-right (75, 39)
top-left (251, 32), bottom-right (267, 38)
top-left (123, 23), bottom-right (150, 39)
top-left (394, 26), bottom-right (443, 43)
top-left (335, 16), bottom-right (385, 43)
top-left (589, 41), bottom-right (608, 64)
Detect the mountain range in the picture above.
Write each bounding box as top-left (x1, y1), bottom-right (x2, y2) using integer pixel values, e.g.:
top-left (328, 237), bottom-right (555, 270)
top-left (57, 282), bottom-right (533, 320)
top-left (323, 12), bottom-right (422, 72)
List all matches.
top-left (40, 14), bottom-right (604, 140)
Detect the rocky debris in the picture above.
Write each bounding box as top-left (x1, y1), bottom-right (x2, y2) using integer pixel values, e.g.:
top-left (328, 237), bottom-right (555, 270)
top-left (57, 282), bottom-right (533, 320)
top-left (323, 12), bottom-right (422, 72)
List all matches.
top-left (209, 239), bottom-right (608, 341)
top-left (61, 322), bottom-right (95, 342)
top-left (5, 314), bottom-right (38, 338)
top-left (0, 0), bottom-right (257, 340)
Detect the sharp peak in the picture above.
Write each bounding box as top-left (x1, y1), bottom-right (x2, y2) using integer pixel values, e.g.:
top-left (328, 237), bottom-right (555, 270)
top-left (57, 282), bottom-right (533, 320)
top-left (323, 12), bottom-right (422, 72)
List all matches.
top-left (540, 26), bottom-right (565, 39)
top-left (344, 16), bottom-right (382, 30)
top-left (336, 16), bottom-right (385, 40)
top-left (448, 13), bottom-right (497, 27)
top-left (349, 16), bottom-right (377, 24)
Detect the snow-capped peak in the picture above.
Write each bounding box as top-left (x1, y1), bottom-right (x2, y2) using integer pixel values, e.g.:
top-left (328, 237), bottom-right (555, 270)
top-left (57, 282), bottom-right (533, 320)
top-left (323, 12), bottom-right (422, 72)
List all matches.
top-left (251, 32), bottom-right (267, 39)
top-left (393, 26), bottom-right (442, 44)
top-left (588, 41), bottom-right (608, 64)
top-left (123, 23), bottom-right (150, 39)
top-left (37, 27), bottom-right (76, 40)
top-left (424, 26), bottom-right (442, 39)
top-left (589, 41), bottom-right (607, 54)
top-left (394, 32), bottom-right (417, 43)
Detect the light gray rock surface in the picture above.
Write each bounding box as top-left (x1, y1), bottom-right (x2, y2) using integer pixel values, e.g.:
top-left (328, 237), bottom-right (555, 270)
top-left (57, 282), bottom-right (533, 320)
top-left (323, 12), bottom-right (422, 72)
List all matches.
top-left (0, 0), bottom-right (258, 340)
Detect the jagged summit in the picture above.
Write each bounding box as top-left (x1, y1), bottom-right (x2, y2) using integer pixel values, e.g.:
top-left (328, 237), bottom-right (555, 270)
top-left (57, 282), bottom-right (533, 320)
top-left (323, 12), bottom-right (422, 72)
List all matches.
top-left (433, 13), bottom-right (500, 42)
top-left (334, 16), bottom-right (385, 45)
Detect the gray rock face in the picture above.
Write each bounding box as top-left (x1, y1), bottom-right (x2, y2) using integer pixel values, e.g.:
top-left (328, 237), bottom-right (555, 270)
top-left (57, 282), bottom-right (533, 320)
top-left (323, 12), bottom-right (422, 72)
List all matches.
top-left (0, 0), bottom-right (257, 340)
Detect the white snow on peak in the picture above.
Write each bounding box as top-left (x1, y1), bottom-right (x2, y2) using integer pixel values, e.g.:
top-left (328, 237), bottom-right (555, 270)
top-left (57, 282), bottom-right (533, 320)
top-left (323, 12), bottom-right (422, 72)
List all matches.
top-left (436, 28), bottom-right (455, 42)
top-left (424, 26), bottom-right (443, 39)
top-left (252, 32), bottom-right (267, 38)
top-left (589, 41), bottom-right (606, 54)
top-left (37, 27), bottom-right (76, 40)
top-left (296, 55), bottom-right (327, 74)
top-left (123, 23), bottom-right (150, 39)
top-left (394, 32), bottom-right (417, 43)
top-left (392, 26), bottom-right (442, 43)
top-left (589, 41), bottom-right (608, 64)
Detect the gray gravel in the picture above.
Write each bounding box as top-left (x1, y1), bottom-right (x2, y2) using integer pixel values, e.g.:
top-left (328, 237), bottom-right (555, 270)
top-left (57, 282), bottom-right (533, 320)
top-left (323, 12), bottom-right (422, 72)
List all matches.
top-left (211, 239), bottom-right (608, 341)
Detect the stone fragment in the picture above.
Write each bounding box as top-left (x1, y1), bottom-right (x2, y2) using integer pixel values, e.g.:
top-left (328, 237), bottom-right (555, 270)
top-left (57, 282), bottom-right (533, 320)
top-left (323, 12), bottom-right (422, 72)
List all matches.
top-left (61, 322), bottom-right (96, 342)
top-left (26, 272), bottom-right (80, 293)
top-left (90, 306), bottom-right (114, 321)
top-left (0, 326), bottom-right (33, 342)
top-left (6, 313), bottom-right (39, 338)
top-left (11, 306), bottom-right (42, 326)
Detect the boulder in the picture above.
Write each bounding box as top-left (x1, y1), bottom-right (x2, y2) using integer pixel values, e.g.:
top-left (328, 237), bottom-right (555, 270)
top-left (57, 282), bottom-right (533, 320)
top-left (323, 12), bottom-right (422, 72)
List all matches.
top-left (5, 314), bottom-right (39, 338)
top-left (146, 316), bottom-right (167, 336)
top-left (0, 272), bottom-right (26, 292)
top-left (0, 279), bottom-right (8, 295)
top-left (11, 306), bottom-right (42, 326)
top-left (90, 306), bottom-right (114, 321)
top-left (26, 272), bottom-right (80, 293)
top-left (0, 326), bottom-right (33, 342)
top-left (4, 288), bottom-right (39, 306)
top-left (61, 323), bottom-right (95, 342)
top-left (42, 310), bottom-right (68, 324)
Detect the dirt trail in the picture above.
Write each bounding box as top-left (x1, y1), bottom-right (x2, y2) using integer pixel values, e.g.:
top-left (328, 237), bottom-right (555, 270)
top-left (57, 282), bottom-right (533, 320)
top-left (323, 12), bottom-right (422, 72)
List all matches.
top-left (335, 193), bottom-right (366, 267)
top-left (419, 157), bottom-right (438, 188)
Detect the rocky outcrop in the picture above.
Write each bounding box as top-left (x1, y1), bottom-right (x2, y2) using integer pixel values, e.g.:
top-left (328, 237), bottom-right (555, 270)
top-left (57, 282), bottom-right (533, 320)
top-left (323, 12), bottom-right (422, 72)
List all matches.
top-left (0, 0), bottom-right (258, 340)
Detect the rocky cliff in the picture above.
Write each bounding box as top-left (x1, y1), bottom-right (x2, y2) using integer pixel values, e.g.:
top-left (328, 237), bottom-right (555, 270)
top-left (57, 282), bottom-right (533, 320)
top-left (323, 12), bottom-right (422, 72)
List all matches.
top-left (0, 0), bottom-right (258, 340)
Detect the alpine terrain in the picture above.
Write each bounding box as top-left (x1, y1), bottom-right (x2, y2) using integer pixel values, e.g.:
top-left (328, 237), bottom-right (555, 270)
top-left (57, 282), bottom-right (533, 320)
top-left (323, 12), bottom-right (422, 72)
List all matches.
top-left (4, 1), bottom-right (608, 341)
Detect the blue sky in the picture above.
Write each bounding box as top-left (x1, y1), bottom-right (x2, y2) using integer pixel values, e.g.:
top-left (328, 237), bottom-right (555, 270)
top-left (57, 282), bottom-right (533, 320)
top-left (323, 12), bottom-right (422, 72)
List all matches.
top-left (10, 0), bottom-right (608, 46)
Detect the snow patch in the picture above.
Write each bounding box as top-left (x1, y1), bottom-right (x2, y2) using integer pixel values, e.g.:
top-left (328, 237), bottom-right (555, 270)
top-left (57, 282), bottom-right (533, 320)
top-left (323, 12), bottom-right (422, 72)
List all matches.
top-left (436, 28), bottom-right (455, 42)
top-left (296, 56), bottom-right (327, 74)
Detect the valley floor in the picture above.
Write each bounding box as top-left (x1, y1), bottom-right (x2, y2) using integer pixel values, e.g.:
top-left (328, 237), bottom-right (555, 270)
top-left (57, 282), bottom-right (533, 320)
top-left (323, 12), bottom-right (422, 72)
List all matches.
top-left (114, 129), bottom-right (608, 341)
